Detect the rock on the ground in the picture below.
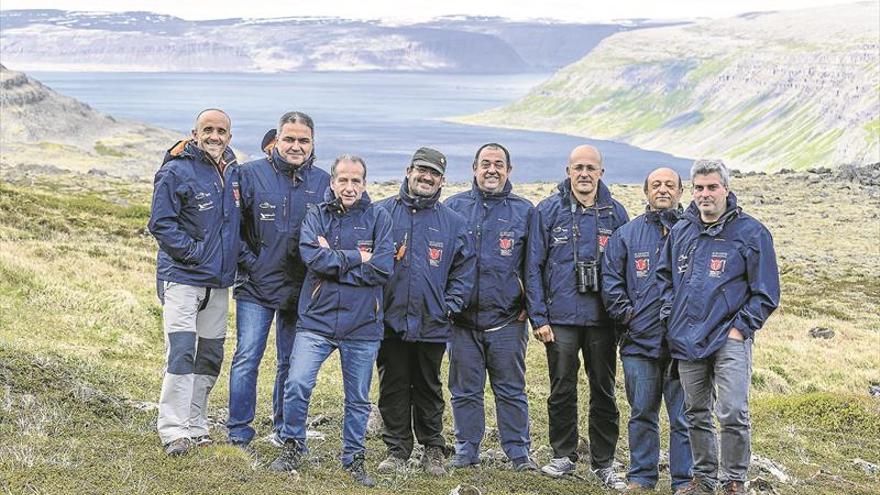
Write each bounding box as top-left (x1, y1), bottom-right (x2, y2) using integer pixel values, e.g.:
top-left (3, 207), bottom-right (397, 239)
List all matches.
top-left (853, 458), bottom-right (879, 474)
top-left (808, 327), bottom-right (836, 339)
top-left (751, 454), bottom-right (794, 484)
top-left (450, 484), bottom-right (482, 495)
top-left (869, 384), bottom-right (880, 397)
top-left (748, 476), bottom-right (780, 494)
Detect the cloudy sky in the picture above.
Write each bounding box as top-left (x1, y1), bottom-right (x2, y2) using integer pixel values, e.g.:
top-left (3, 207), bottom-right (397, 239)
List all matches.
top-left (0, 0), bottom-right (855, 22)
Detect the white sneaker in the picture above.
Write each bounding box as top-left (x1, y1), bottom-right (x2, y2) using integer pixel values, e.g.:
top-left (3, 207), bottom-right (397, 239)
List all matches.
top-left (592, 466), bottom-right (627, 490)
top-left (541, 457), bottom-right (576, 477)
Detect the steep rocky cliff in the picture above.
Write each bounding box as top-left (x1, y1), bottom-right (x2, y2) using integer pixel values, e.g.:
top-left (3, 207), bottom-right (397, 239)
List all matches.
top-left (457, 2), bottom-right (880, 171)
top-left (0, 64), bottom-right (182, 177)
top-left (0, 10), bottom-right (644, 73)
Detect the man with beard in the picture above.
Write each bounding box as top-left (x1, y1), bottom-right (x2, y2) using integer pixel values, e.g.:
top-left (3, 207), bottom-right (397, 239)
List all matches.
top-left (227, 112), bottom-right (330, 448)
top-left (149, 108), bottom-right (241, 456)
top-left (525, 144), bottom-right (629, 489)
top-left (443, 143), bottom-right (536, 471)
top-left (269, 155), bottom-right (393, 487)
top-left (602, 167), bottom-right (693, 493)
top-left (658, 160), bottom-right (779, 495)
top-left (374, 147), bottom-right (475, 476)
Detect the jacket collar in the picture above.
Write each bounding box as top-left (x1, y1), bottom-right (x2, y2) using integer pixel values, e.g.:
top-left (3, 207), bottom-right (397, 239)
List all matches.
top-left (162, 138), bottom-right (237, 169)
top-left (398, 178), bottom-right (440, 210)
top-left (271, 148), bottom-right (315, 183)
top-left (557, 178), bottom-right (613, 209)
top-left (645, 204), bottom-right (682, 231)
top-left (323, 186), bottom-right (372, 215)
top-left (683, 192), bottom-right (741, 236)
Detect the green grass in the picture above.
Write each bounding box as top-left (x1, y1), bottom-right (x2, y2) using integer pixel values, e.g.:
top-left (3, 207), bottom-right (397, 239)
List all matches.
top-left (1, 173), bottom-right (879, 494)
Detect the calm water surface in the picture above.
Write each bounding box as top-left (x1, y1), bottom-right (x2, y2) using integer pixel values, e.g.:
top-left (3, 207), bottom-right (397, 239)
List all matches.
top-left (32, 71), bottom-right (692, 183)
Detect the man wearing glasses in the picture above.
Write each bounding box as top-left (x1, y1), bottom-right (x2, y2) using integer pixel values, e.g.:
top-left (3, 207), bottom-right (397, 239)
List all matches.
top-left (374, 147), bottom-right (475, 476)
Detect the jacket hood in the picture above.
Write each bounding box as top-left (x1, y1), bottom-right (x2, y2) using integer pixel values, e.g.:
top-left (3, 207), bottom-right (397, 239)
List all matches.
top-left (470, 178), bottom-right (512, 200)
top-left (645, 204), bottom-right (683, 231)
top-left (163, 138), bottom-right (236, 167)
top-left (399, 177), bottom-right (441, 210)
top-left (557, 178), bottom-right (613, 208)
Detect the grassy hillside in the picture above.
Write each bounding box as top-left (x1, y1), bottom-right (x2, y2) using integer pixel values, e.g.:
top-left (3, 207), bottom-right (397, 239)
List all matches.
top-left (1, 172), bottom-right (879, 494)
top-left (454, 2), bottom-right (880, 173)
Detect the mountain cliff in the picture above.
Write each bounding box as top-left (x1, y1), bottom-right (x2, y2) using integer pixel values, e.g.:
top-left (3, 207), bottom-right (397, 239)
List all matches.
top-left (0, 64), bottom-right (182, 177)
top-left (0, 10), bottom-right (653, 73)
top-left (455, 2), bottom-right (880, 171)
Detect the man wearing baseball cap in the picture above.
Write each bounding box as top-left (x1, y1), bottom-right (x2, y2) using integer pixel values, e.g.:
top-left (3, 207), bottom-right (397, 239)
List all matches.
top-left (374, 147), bottom-right (475, 476)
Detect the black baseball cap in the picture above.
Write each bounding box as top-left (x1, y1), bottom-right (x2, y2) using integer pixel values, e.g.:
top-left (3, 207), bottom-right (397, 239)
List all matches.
top-left (410, 147), bottom-right (447, 175)
top-left (261, 129), bottom-right (277, 151)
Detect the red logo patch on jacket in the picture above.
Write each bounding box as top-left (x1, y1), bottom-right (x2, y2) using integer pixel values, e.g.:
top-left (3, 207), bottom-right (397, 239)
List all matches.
top-left (634, 255), bottom-right (650, 278)
top-left (357, 240), bottom-right (373, 253)
top-left (709, 252), bottom-right (727, 277)
top-left (499, 231), bottom-right (514, 256)
top-left (428, 241), bottom-right (444, 267)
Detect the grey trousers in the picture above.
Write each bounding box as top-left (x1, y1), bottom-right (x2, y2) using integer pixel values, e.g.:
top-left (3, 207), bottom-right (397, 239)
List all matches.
top-left (157, 282), bottom-right (228, 445)
top-left (678, 338), bottom-right (753, 486)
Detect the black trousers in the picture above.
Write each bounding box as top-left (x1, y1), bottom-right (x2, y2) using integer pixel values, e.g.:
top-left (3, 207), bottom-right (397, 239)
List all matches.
top-left (376, 336), bottom-right (447, 459)
top-left (545, 324), bottom-right (620, 469)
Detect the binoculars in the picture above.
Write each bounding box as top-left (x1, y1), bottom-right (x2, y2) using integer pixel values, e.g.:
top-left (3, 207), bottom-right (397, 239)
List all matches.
top-left (575, 260), bottom-right (600, 294)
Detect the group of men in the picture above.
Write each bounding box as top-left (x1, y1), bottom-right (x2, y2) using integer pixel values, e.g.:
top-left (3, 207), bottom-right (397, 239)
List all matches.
top-left (148, 108), bottom-right (780, 494)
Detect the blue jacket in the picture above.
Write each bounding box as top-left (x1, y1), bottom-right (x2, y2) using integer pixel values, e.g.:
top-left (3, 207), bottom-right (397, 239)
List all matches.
top-left (526, 179), bottom-right (629, 329)
top-left (445, 180), bottom-right (533, 331)
top-left (235, 150), bottom-right (330, 309)
top-left (296, 189), bottom-right (394, 341)
top-left (375, 181), bottom-right (476, 343)
top-left (658, 193), bottom-right (780, 361)
top-left (601, 206), bottom-right (681, 358)
top-left (149, 140), bottom-right (241, 288)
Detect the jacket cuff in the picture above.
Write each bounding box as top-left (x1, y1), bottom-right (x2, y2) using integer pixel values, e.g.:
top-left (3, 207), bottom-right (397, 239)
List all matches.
top-left (529, 315), bottom-right (549, 329)
top-left (343, 249), bottom-right (363, 270)
top-left (732, 316), bottom-right (754, 340)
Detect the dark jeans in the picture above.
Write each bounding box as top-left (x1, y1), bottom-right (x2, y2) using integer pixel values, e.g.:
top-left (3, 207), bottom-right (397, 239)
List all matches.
top-left (448, 321), bottom-right (531, 463)
top-left (622, 354), bottom-right (693, 490)
top-left (227, 300), bottom-right (297, 443)
top-left (376, 336), bottom-right (446, 459)
top-left (678, 338), bottom-right (753, 487)
top-left (545, 324), bottom-right (619, 469)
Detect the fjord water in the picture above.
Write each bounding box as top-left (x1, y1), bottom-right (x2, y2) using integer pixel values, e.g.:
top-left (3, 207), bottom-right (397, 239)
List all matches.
top-left (33, 71), bottom-right (691, 183)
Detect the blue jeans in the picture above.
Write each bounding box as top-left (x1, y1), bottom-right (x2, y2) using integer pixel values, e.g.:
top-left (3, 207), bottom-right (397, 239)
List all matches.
top-left (280, 330), bottom-right (380, 466)
top-left (226, 299), bottom-right (297, 443)
top-left (679, 338), bottom-right (753, 487)
top-left (621, 354), bottom-right (693, 490)
top-left (449, 321), bottom-right (531, 463)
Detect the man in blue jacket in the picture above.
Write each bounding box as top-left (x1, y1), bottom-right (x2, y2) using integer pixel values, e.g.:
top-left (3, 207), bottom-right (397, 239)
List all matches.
top-left (444, 143), bottom-right (536, 471)
top-left (374, 147), bottom-right (475, 477)
top-left (658, 159), bottom-right (780, 495)
top-left (148, 108), bottom-right (241, 456)
top-left (526, 144), bottom-right (629, 489)
top-left (226, 112), bottom-right (330, 448)
top-left (269, 155), bottom-right (393, 487)
top-left (602, 167), bottom-right (693, 493)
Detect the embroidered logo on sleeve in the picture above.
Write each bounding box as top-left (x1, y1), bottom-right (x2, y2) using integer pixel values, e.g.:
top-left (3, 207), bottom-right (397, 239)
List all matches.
top-left (428, 241), bottom-right (444, 267)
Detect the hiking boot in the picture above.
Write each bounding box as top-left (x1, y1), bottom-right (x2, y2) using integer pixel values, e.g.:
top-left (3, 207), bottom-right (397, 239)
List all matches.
top-left (164, 437), bottom-right (192, 457)
top-left (376, 454), bottom-right (407, 474)
top-left (191, 435), bottom-right (213, 447)
top-left (269, 439), bottom-right (303, 473)
top-left (420, 445), bottom-right (448, 476)
top-left (675, 477), bottom-right (715, 495)
top-left (512, 456), bottom-right (538, 472)
top-left (626, 481), bottom-right (653, 492)
top-left (541, 457), bottom-right (576, 477)
top-left (722, 481), bottom-right (745, 494)
top-left (592, 466), bottom-right (627, 490)
top-left (345, 454), bottom-right (376, 487)
top-left (447, 453), bottom-right (480, 469)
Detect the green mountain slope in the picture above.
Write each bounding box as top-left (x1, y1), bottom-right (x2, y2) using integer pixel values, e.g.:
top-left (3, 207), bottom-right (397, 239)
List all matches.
top-left (456, 2), bottom-right (880, 171)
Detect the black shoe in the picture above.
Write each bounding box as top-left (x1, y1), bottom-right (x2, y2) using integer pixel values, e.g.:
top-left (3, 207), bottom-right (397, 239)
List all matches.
top-left (512, 456), bottom-right (538, 472)
top-left (269, 439), bottom-right (303, 473)
top-left (346, 454), bottom-right (376, 487)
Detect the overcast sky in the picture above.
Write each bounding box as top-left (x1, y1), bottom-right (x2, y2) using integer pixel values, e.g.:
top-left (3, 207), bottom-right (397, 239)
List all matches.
top-left (0, 0), bottom-right (858, 22)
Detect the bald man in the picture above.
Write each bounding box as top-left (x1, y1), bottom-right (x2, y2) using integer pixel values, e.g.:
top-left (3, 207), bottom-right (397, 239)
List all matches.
top-left (149, 108), bottom-right (241, 456)
top-left (525, 145), bottom-right (629, 488)
top-left (601, 168), bottom-right (693, 493)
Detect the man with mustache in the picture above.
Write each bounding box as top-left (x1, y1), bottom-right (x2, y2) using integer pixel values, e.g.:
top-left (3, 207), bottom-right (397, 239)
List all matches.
top-left (374, 147), bottom-right (475, 476)
top-left (526, 144), bottom-right (629, 489)
top-left (149, 108), bottom-right (241, 456)
top-left (227, 112), bottom-right (330, 449)
top-left (269, 155), bottom-right (393, 487)
top-left (443, 143), bottom-right (536, 471)
top-left (658, 160), bottom-right (779, 495)
top-left (601, 167), bottom-right (693, 493)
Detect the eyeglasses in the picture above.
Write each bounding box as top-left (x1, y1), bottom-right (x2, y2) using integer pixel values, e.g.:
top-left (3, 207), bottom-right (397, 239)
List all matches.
top-left (413, 165), bottom-right (442, 178)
